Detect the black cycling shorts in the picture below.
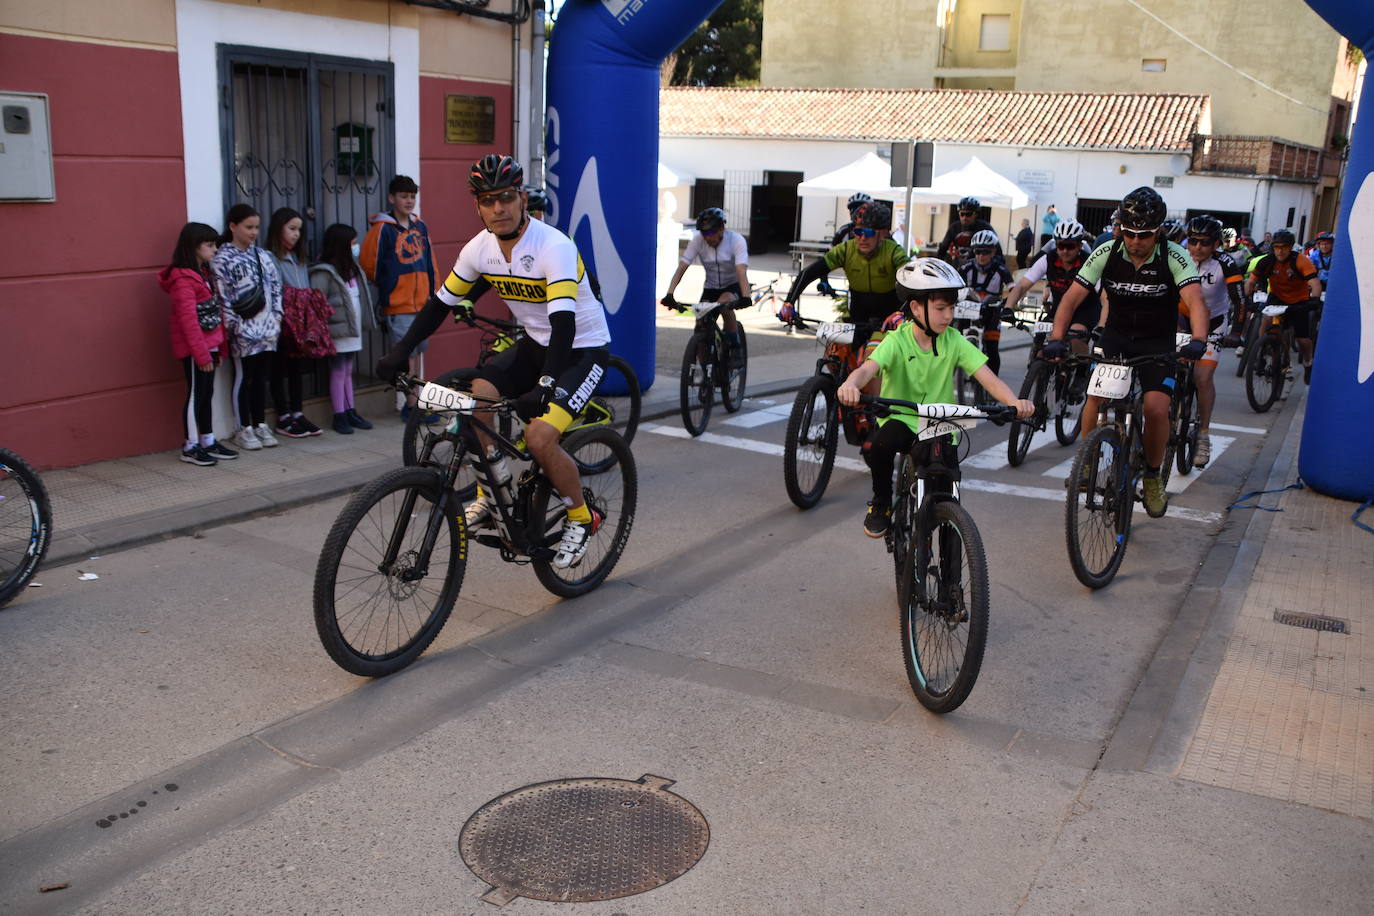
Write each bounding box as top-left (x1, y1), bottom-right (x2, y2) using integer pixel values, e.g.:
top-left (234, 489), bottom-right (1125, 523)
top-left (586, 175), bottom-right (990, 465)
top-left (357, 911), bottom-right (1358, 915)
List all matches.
top-left (703, 284), bottom-right (742, 302)
top-left (1095, 328), bottom-right (1176, 397)
top-left (1281, 304), bottom-right (1314, 339)
top-left (1048, 296), bottom-right (1101, 334)
top-left (477, 336), bottom-right (609, 433)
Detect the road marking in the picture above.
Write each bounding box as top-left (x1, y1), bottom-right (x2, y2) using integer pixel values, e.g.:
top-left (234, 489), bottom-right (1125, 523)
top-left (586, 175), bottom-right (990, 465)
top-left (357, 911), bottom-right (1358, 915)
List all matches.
top-left (964, 428), bottom-right (1062, 469)
top-left (1208, 422), bottom-right (1265, 435)
top-left (642, 424), bottom-right (1221, 524)
top-left (1166, 435), bottom-right (1235, 494)
top-left (721, 404), bottom-right (794, 429)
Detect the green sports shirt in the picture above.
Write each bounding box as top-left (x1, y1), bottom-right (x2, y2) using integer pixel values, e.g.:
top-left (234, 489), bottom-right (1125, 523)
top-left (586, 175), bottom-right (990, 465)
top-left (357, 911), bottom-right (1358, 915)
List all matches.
top-left (868, 322), bottom-right (988, 434)
top-left (823, 238), bottom-right (909, 294)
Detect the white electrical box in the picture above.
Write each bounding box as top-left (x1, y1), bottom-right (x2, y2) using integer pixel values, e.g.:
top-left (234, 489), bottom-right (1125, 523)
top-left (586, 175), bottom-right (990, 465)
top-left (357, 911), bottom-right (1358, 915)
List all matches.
top-left (0, 92), bottom-right (55, 202)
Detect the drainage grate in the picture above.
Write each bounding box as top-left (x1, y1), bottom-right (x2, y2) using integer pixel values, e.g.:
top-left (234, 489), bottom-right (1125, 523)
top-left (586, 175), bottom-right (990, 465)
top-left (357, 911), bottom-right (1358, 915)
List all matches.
top-left (1273, 609), bottom-right (1349, 633)
top-left (459, 773), bottom-right (709, 906)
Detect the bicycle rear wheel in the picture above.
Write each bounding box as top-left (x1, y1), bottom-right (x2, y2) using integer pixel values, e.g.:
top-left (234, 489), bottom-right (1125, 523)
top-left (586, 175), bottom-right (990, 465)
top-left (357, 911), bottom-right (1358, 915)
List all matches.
top-left (1245, 336), bottom-right (1283, 413)
top-left (0, 448), bottom-right (52, 608)
top-left (1008, 360), bottom-right (1048, 466)
top-left (530, 427), bottom-right (637, 598)
top-left (720, 326), bottom-right (748, 413)
top-left (886, 455), bottom-right (918, 591)
top-left (679, 335), bottom-right (714, 436)
top-left (1064, 425), bottom-right (1132, 589)
top-left (900, 500), bottom-right (989, 714)
top-left (1175, 378), bottom-right (1199, 475)
top-left (782, 375), bottom-right (839, 509)
top-left (313, 466), bottom-right (466, 676)
top-left (571, 355), bottom-right (641, 474)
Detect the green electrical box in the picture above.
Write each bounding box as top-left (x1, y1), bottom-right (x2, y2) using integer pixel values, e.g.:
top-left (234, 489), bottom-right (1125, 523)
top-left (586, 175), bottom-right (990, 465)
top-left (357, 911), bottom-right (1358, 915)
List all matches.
top-left (333, 122), bottom-right (375, 178)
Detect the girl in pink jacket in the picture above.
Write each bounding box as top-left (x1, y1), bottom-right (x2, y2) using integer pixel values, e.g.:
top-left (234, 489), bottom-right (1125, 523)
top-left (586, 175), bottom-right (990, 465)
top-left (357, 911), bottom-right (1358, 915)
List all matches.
top-left (158, 222), bottom-right (239, 466)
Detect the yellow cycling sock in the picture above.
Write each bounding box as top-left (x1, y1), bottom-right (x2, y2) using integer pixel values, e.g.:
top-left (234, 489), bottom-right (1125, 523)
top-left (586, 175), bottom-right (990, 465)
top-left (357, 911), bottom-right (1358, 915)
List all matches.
top-left (567, 503), bottom-right (592, 524)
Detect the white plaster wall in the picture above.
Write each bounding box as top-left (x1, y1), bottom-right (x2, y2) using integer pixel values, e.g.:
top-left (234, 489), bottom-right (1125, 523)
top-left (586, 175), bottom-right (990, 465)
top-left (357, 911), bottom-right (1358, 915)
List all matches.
top-left (175, 0), bottom-right (420, 226)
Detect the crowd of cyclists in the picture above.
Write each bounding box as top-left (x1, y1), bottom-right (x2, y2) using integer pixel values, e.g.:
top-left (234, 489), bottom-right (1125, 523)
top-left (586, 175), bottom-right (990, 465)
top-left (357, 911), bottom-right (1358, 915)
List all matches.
top-left (376, 152), bottom-right (1334, 565)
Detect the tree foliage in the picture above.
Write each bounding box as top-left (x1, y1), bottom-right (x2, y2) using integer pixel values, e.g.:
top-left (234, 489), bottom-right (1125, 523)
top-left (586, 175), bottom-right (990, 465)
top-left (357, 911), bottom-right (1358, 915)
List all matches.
top-left (662, 0), bottom-right (762, 87)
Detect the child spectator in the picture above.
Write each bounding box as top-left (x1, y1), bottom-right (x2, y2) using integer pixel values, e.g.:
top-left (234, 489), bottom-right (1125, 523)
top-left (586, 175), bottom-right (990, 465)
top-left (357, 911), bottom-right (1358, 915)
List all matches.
top-left (360, 174), bottom-right (435, 419)
top-left (310, 223), bottom-right (375, 434)
top-left (212, 203), bottom-right (283, 451)
top-left (159, 222), bottom-right (239, 466)
top-left (265, 207), bottom-right (322, 438)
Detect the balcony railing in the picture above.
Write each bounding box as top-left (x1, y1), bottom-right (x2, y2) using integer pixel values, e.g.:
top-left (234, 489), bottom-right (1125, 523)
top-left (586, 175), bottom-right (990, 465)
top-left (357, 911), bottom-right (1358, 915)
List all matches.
top-left (1190, 135), bottom-right (1325, 182)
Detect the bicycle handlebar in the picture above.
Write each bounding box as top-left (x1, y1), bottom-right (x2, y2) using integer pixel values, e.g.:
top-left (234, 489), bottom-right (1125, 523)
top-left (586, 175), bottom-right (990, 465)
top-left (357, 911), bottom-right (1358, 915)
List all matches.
top-left (856, 394), bottom-right (1020, 425)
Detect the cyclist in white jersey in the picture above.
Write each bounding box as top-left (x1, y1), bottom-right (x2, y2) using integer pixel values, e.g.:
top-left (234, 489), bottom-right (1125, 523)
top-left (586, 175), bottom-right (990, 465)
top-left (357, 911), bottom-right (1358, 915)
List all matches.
top-left (1180, 215), bottom-right (1243, 468)
top-left (661, 207), bottom-right (748, 359)
top-left (376, 154), bottom-right (611, 569)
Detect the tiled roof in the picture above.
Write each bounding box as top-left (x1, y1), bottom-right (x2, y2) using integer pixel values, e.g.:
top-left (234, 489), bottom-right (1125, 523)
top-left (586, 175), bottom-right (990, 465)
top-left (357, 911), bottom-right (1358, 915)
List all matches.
top-left (660, 87), bottom-right (1210, 152)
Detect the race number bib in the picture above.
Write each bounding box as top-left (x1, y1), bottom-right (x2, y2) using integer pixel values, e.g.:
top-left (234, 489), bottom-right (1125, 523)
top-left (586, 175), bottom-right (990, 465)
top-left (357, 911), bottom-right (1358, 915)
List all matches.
top-left (1175, 332), bottom-right (1193, 349)
top-left (416, 382), bottom-right (476, 413)
top-left (953, 302), bottom-right (982, 321)
top-left (691, 300), bottom-right (720, 319)
top-left (1087, 363), bottom-right (1133, 400)
top-left (917, 416), bottom-right (977, 442)
top-left (1033, 321), bottom-right (1054, 335)
top-left (1261, 304), bottom-right (1288, 318)
top-left (817, 321), bottom-right (855, 347)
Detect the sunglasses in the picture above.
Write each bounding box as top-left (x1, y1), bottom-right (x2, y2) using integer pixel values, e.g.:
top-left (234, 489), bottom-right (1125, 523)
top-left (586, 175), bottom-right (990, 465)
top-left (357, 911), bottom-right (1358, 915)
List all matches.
top-left (1055, 241), bottom-right (1080, 250)
top-left (959, 210), bottom-right (976, 217)
top-left (476, 188), bottom-right (520, 208)
top-left (852, 226), bottom-right (878, 238)
top-left (1187, 237), bottom-right (1215, 246)
top-left (1121, 227), bottom-right (1157, 240)
top-left (701, 226), bottom-right (722, 237)
top-left (973, 247), bottom-right (994, 255)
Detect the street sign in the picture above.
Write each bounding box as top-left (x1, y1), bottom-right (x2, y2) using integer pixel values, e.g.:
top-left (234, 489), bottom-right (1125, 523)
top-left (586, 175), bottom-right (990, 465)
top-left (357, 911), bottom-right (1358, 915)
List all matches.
top-left (1017, 169), bottom-right (1054, 193)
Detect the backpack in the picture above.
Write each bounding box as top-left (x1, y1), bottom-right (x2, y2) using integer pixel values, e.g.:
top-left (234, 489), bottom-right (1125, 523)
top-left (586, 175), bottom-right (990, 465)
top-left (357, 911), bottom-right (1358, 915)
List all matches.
top-left (279, 286), bottom-right (337, 358)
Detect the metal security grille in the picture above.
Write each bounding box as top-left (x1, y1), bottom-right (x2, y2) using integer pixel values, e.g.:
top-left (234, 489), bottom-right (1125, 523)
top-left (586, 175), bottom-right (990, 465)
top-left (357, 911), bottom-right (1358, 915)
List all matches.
top-left (219, 46), bottom-right (396, 388)
top-left (1273, 609), bottom-right (1349, 634)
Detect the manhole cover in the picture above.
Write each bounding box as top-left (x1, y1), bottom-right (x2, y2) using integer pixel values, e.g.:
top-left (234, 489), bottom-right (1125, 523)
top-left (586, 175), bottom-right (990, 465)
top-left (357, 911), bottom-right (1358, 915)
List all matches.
top-left (1273, 609), bottom-right (1348, 633)
top-left (459, 773), bottom-right (709, 906)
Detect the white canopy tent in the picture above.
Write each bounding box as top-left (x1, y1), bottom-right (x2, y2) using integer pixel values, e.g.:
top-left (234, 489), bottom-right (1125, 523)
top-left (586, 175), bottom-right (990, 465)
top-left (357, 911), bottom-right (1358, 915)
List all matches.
top-left (658, 161), bottom-right (694, 188)
top-left (797, 153), bottom-right (1031, 209)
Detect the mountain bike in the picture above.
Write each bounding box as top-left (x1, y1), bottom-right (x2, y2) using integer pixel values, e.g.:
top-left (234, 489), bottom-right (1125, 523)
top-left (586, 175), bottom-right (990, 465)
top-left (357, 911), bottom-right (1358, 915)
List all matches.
top-left (403, 312), bottom-right (641, 498)
top-left (315, 376), bottom-right (636, 677)
top-left (1006, 320), bottom-right (1092, 467)
top-left (950, 295), bottom-right (1003, 406)
top-left (858, 394), bottom-right (1019, 715)
top-left (0, 447), bottom-right (51, 608)
top-left (781, 314), bottom-right (888, 509)
top-left (1064, 352), bottom-right (1181, 589)
top-left (1244, 292), bottom-right (1297, 413)
top-left (1170, 331), bottom-right (1228, 474)
top-left (663, 296), bottom-right (747, 436)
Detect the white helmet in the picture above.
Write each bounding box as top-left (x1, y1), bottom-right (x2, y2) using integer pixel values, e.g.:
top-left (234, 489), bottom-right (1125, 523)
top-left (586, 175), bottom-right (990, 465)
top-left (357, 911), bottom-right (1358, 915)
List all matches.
top-left (896, 258), bottom-right (965, 355)
top-left (970, 229), bottom-right (999, 249)
top-left (847, 192), bottom-right (873, 212)
top-left (1053, 219), bottom-right (1084, 241)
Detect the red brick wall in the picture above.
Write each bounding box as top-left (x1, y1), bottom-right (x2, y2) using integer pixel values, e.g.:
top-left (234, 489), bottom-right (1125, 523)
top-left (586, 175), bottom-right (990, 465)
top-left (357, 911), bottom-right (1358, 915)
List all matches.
top-left (0, 35), bottom-right (188, 468)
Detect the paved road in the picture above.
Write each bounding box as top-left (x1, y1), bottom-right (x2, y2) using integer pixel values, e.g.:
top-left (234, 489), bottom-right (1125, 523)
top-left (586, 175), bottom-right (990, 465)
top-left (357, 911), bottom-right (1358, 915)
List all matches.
top-left (3, 354), bottom-right (1369, 914)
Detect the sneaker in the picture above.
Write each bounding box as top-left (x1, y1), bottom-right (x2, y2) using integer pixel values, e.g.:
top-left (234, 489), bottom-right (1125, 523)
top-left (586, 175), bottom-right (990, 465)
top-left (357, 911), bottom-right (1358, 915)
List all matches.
top-left (863, 502), bottom-right (891, 538)
top-left (464, 492), bottom-right (494, 530)
top-left (1142, 476), bottom-right (1168, 518)
top-left (234, 425), bottom-right (262, 450)
top-left (180, 445), bottom-right (216, 466)
top-left (1193, 434), bottom-right (1211, 469)
top-left (295, 415), bottom-right (323, 437)
top-left (275, 416), bottom-right (310, 439)
top-left (254, 422), bottom-right (279, 447)
top-left (553, 509), bottom-right (603, 569)
top-left (345, 409), bottom-right (373, 430)
top-left (204, 441), bottom-right (239, 461)
top-left (332, 412), bottom-right (354, 435)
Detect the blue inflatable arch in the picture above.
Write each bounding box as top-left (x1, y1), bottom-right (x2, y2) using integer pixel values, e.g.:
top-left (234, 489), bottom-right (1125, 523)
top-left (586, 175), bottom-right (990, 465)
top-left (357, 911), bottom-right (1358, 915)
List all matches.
top-left (544, 0), bottom-right (725, 390)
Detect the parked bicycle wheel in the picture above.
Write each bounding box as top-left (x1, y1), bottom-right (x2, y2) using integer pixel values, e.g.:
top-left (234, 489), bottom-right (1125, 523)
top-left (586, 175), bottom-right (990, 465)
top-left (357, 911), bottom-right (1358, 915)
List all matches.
top-left (1053, 364), bottom-right (1085, 446)
top-left (679, 335), bottom-right (714, 436)
top-left (1007, 361), bottom-right (1049, 466)
top-left (1245, 336), bottom-right (1284, 413)
top-left (783, 375), bottom-right (839, 509)
top-left (720, 326), bottom-right (748, 413)
top-left (0, 447), bottom-right (52, 608)
top-left (313, 466), bottom-right (467, 677)
top-left (1175, 378), bottom-right (1200, 475)
top-left (572, 355), bottom-right (641, 474)
top-left (899, 500), bottom-right (989, 714)
top-left (402, 367), bottom-right (480, 500)
top-left (1065, 425), bottom-right (1132, 589)
top-left (530, 427), bottom-right (637, 598)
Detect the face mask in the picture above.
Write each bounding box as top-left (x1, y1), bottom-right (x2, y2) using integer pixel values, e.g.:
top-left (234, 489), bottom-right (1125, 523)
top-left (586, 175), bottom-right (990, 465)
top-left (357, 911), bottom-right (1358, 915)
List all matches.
top-left (350, 242), bottom-right (361, 259)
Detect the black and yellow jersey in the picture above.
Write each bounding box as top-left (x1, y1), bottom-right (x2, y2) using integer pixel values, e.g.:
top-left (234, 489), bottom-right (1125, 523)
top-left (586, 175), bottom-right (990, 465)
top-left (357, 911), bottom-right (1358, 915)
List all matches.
top-left (437, 217), bottom-right (610, 348)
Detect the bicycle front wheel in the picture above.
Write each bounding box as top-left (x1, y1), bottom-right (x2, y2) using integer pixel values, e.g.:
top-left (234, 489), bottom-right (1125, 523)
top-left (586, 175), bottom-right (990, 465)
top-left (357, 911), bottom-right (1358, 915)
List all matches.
top-left (1245, 336), bottom-right (1283, 413)
top-left (1175, 379), bottom-right (1199, 475)
top-left (1053, 363), bottom-right (1085, 446)
top-left (1234, 315), bottom-right (1260, 378)
top-left (720, 326), bottom-right (748, 413)
top-left (1064, 425), bottom-right (1132, 589)
top-left (403, 367), bottom-right (481, 501)
top-left (0, 448), bottom-right (52, 608)
top-left (1008, 360), bottom-right (1048, 466)
top-left (900, 500), bottom-right (989, 714)
top-left (679, 335), bottom-right (714, 436)
top-left (572, 355), bottom-right (641, 474)
top-left (313, 467), bottom-right (466, 677)
top-left (531, 427), bottom-right (637, 598)
top-left (887, 455), bottom-right (918, 592)
top-left (783, 375), bottom-right (839, 509)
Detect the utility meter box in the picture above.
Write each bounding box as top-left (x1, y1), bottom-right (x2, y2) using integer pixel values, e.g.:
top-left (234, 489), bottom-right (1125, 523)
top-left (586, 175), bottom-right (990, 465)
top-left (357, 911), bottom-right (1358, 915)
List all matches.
top-left (1, 92), bottom-right (55, 202)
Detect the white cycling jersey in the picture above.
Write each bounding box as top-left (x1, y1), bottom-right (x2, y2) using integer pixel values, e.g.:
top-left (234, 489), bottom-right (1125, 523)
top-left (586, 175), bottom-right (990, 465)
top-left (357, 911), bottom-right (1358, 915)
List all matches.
top-left (681, 229), bottom-right (749, 291)
top-left (1193, 252), bottom-right (1243, 320)
top-left (438, 217), bottom-right (610, 348)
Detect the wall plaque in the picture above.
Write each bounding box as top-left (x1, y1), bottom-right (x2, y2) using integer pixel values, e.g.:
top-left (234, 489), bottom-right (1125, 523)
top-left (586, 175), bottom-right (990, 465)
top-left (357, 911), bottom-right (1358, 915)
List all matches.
top-left (446, 95), bottom-right (495, 144)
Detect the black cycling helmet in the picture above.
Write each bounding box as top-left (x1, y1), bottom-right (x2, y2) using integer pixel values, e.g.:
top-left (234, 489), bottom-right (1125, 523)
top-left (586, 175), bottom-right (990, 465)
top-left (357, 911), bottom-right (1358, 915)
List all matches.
top-left (1272, 228), bottom-right (1296, 246)
top-left (957, 196), bottom-right (981, 213)
top-left (468, 154), bottom-right (524, 196)
top-left (524, 186), bottom-right (549, 213)
top-left (1119, 186), bottom-right (1167, 230)
top-left (854, 201), bottom-right (891, 230)
top-left (695, 207), bottom-right (726, 232)
top-left (1187, 215), bottom-right (1222, 242)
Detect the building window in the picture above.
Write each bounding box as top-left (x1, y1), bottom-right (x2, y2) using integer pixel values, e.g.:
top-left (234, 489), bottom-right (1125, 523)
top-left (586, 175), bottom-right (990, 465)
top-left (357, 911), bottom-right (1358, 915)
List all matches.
top-left (691, 179), bottom-right (724, 217)
top-left (1142, 59), bottom-right (1167, 72)
top-left (979, 15), bottom-right (1011, 52)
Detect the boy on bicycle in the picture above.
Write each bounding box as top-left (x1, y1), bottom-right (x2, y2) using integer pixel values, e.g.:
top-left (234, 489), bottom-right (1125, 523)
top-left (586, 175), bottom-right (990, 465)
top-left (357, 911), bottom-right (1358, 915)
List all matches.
top-left (838, 259), bottom-right (1033, 537)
